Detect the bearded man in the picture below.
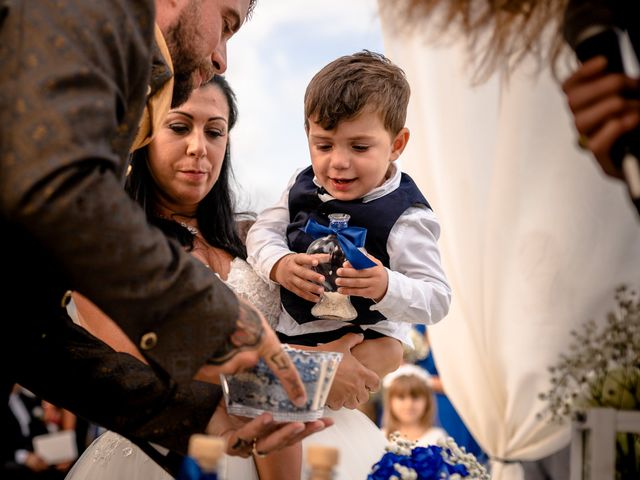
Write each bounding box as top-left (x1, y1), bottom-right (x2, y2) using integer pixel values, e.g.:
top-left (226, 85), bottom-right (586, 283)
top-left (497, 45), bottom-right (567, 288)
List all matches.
top-left (0, 0), bottom-right (322, 473)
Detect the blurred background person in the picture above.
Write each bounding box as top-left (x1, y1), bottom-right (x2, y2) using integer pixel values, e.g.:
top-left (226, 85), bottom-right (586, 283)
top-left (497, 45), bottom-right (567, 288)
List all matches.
top-left (381, 364), bottom-right (447, 446)
top-left (414, 326), bottom-right (487, 462)
top-left (376, 1), bottom-right (640, 478)
top-left (3, 385), bottom-right (75, 480)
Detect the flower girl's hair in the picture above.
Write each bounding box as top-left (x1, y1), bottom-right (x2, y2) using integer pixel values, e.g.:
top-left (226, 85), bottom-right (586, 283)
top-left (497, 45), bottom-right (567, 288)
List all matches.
top-left (381, 364), bottom-right (437, 439)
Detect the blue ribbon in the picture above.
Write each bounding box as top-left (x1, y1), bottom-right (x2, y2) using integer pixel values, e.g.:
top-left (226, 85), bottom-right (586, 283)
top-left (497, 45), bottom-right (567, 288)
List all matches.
top-left (302, 218), bottom-right (376, 270)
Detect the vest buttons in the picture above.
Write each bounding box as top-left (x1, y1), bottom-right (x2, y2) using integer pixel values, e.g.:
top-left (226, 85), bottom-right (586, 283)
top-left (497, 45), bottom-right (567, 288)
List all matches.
top-left (139, 332), bottom-right (158, 350)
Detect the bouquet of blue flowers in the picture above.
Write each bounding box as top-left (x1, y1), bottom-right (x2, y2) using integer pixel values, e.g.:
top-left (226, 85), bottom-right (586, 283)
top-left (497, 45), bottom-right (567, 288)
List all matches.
top-left (368, 433), bottom-right (490, 480)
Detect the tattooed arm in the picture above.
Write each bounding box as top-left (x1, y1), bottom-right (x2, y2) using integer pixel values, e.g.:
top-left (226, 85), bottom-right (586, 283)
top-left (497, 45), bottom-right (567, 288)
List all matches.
top-left (206, 298), bottom-right (265, 363)
top-left (203, 297), bottom-right (307, 407)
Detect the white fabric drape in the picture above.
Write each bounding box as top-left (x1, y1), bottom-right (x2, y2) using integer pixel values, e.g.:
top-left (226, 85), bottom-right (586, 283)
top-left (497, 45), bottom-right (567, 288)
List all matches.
top-left (378, 8), bottom-right (640, 479)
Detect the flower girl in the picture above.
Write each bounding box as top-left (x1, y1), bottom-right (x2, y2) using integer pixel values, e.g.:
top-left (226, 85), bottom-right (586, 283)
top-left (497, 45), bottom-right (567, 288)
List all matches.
top-left (381, 364), bottom-right (448, 446)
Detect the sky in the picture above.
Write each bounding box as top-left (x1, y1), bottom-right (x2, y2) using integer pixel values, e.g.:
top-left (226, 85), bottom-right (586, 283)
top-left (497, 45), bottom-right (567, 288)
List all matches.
top-left (225, 0), bottom-right (384, 213)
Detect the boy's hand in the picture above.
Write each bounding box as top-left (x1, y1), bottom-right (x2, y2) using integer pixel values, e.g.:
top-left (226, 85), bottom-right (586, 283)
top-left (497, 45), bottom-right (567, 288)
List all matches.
top-left (335, 254), bottom-right (388, 302)
top-left (271, 253), bottom-right (326, 302)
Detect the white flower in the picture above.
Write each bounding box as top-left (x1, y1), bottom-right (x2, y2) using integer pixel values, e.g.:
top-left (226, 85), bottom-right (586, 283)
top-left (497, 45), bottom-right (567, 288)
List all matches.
top-left (375, 432), bottom-right (490, 480)
top-left (538, 285), bottom-right (640, 423)
top-left (394, 463), bottom-right (418, 480)
top-left (537, 285), bottom-right (640, 478)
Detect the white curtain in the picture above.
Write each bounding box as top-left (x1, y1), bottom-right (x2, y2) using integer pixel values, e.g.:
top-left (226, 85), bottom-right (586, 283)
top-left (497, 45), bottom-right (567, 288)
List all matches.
top-left (378, 8), bottom-right (640, 480)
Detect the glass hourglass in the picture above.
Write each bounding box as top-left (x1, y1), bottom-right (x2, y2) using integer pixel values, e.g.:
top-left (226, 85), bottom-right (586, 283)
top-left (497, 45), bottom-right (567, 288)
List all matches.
top-left (306, 213), bottom-right (358, 321)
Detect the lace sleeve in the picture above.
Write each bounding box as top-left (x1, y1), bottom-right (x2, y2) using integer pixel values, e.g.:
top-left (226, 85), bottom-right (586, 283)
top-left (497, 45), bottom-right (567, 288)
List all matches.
top-left (225, 258), bottom-right (281, 329)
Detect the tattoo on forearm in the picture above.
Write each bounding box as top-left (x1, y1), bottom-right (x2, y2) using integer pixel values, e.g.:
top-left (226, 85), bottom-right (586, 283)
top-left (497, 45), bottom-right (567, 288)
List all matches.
top-left (230, 301), bottom-right (264, 348)
top-left (206, 298), bottom-right (265, 365)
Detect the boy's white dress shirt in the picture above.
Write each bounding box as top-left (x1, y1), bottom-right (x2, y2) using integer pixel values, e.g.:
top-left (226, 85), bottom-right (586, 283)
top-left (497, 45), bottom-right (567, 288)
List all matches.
top-left (247, 165), bottom-right (451, 346)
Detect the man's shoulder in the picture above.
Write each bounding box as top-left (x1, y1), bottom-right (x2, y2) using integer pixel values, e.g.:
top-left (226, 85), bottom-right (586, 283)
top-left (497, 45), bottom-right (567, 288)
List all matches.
top-left (0, 0), bottom-right (156, 70)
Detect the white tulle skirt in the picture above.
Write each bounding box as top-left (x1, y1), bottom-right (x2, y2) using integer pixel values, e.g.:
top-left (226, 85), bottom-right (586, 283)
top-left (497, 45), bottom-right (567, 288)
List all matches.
top-left (65, 408), bottom-right (387, 480)
top-left (64, 430), bottom-right (174, 480)
top-left (221, 407), bottom-right (388, 480)
top-left (302, 407), bottom-right (387, 479)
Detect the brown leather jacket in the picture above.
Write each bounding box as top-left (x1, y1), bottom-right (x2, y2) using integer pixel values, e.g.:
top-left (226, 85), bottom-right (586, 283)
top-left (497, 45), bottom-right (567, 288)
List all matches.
top-left (0, 0), bottom-right (237, 456)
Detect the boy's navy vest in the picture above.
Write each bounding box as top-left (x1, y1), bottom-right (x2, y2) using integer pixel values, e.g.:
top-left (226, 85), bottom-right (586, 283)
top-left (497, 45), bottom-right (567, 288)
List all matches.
top-left (282, 166), bottom-right (430, 326)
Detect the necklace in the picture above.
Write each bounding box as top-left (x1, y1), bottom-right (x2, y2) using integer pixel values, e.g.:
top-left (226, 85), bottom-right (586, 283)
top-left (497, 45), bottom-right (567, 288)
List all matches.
top-left (178, 221), bottom-right (199, 236)
top-left (156, 212), bottom-right (200, 236)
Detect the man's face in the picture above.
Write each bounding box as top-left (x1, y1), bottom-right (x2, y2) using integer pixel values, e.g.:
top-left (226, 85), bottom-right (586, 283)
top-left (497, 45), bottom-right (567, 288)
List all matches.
top-left (162, 0), bottom-right (251, 107)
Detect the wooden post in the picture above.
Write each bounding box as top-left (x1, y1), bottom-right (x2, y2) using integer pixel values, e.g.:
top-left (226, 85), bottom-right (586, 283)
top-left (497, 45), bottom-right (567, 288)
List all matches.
top-left (570, 408), bottom-right (640, 480)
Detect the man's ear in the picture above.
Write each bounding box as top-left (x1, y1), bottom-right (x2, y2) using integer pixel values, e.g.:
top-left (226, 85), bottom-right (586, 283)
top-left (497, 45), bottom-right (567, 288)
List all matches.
top-left (390, 127), bottom-right (410, 161)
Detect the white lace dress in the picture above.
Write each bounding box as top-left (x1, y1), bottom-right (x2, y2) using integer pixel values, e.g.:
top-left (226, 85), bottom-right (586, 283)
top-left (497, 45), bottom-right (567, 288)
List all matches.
top-left (65, 258), bottom-right (387, 480)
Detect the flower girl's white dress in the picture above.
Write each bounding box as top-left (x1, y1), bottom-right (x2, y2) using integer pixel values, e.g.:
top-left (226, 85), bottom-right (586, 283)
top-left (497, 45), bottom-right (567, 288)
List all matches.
top-left (64, 258), bottom-right (387, 480)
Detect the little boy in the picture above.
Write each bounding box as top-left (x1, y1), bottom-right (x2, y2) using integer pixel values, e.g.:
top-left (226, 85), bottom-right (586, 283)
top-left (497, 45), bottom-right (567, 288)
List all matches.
top-left (245, 50), bottom-right (451, 479)
top-left (247, 50), bottom-right (450, 348)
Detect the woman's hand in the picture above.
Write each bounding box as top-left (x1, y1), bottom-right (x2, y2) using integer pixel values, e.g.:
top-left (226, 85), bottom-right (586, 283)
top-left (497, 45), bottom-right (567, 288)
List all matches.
top-left (562, 55), bottom-right (640, 179)
top-left (312, 333), bottom-right (380, 409)
top-left (206, 400), bottom-right (333, 458)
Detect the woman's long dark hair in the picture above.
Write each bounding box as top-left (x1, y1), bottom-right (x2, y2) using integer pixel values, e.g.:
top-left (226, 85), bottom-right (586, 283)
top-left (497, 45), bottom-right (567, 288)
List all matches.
top-left (126, 75), bottom-right (247, 260)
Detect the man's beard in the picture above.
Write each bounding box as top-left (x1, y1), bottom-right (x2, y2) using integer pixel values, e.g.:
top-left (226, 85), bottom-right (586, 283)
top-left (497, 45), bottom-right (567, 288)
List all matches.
top-left (164, 3), bottom-right (215, 108)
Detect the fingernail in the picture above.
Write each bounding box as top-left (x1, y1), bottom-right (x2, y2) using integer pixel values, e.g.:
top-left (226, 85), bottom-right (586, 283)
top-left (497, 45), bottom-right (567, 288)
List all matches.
top-left (293, 424), bottom-right (305, 434)
top-left (293, 396), bottom-right (306, 407)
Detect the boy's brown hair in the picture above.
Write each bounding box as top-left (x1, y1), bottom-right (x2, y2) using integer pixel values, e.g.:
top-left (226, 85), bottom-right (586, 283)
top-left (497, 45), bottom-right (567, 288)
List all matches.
top-left (304, 50), bottom-right (410, 135)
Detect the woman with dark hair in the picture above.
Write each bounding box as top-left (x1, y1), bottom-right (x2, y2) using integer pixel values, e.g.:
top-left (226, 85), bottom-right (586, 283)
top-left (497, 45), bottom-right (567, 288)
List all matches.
top-left (68, 74), bottom-right (281, 364)
top-left (64, 75), bottom-right (322, 480)
top-left (126, 74), bottom-right (249, 262)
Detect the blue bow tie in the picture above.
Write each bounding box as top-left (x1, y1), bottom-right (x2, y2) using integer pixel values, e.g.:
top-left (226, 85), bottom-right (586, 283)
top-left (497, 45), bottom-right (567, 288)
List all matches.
top-left (302, 219), bottom-right (376, 270)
